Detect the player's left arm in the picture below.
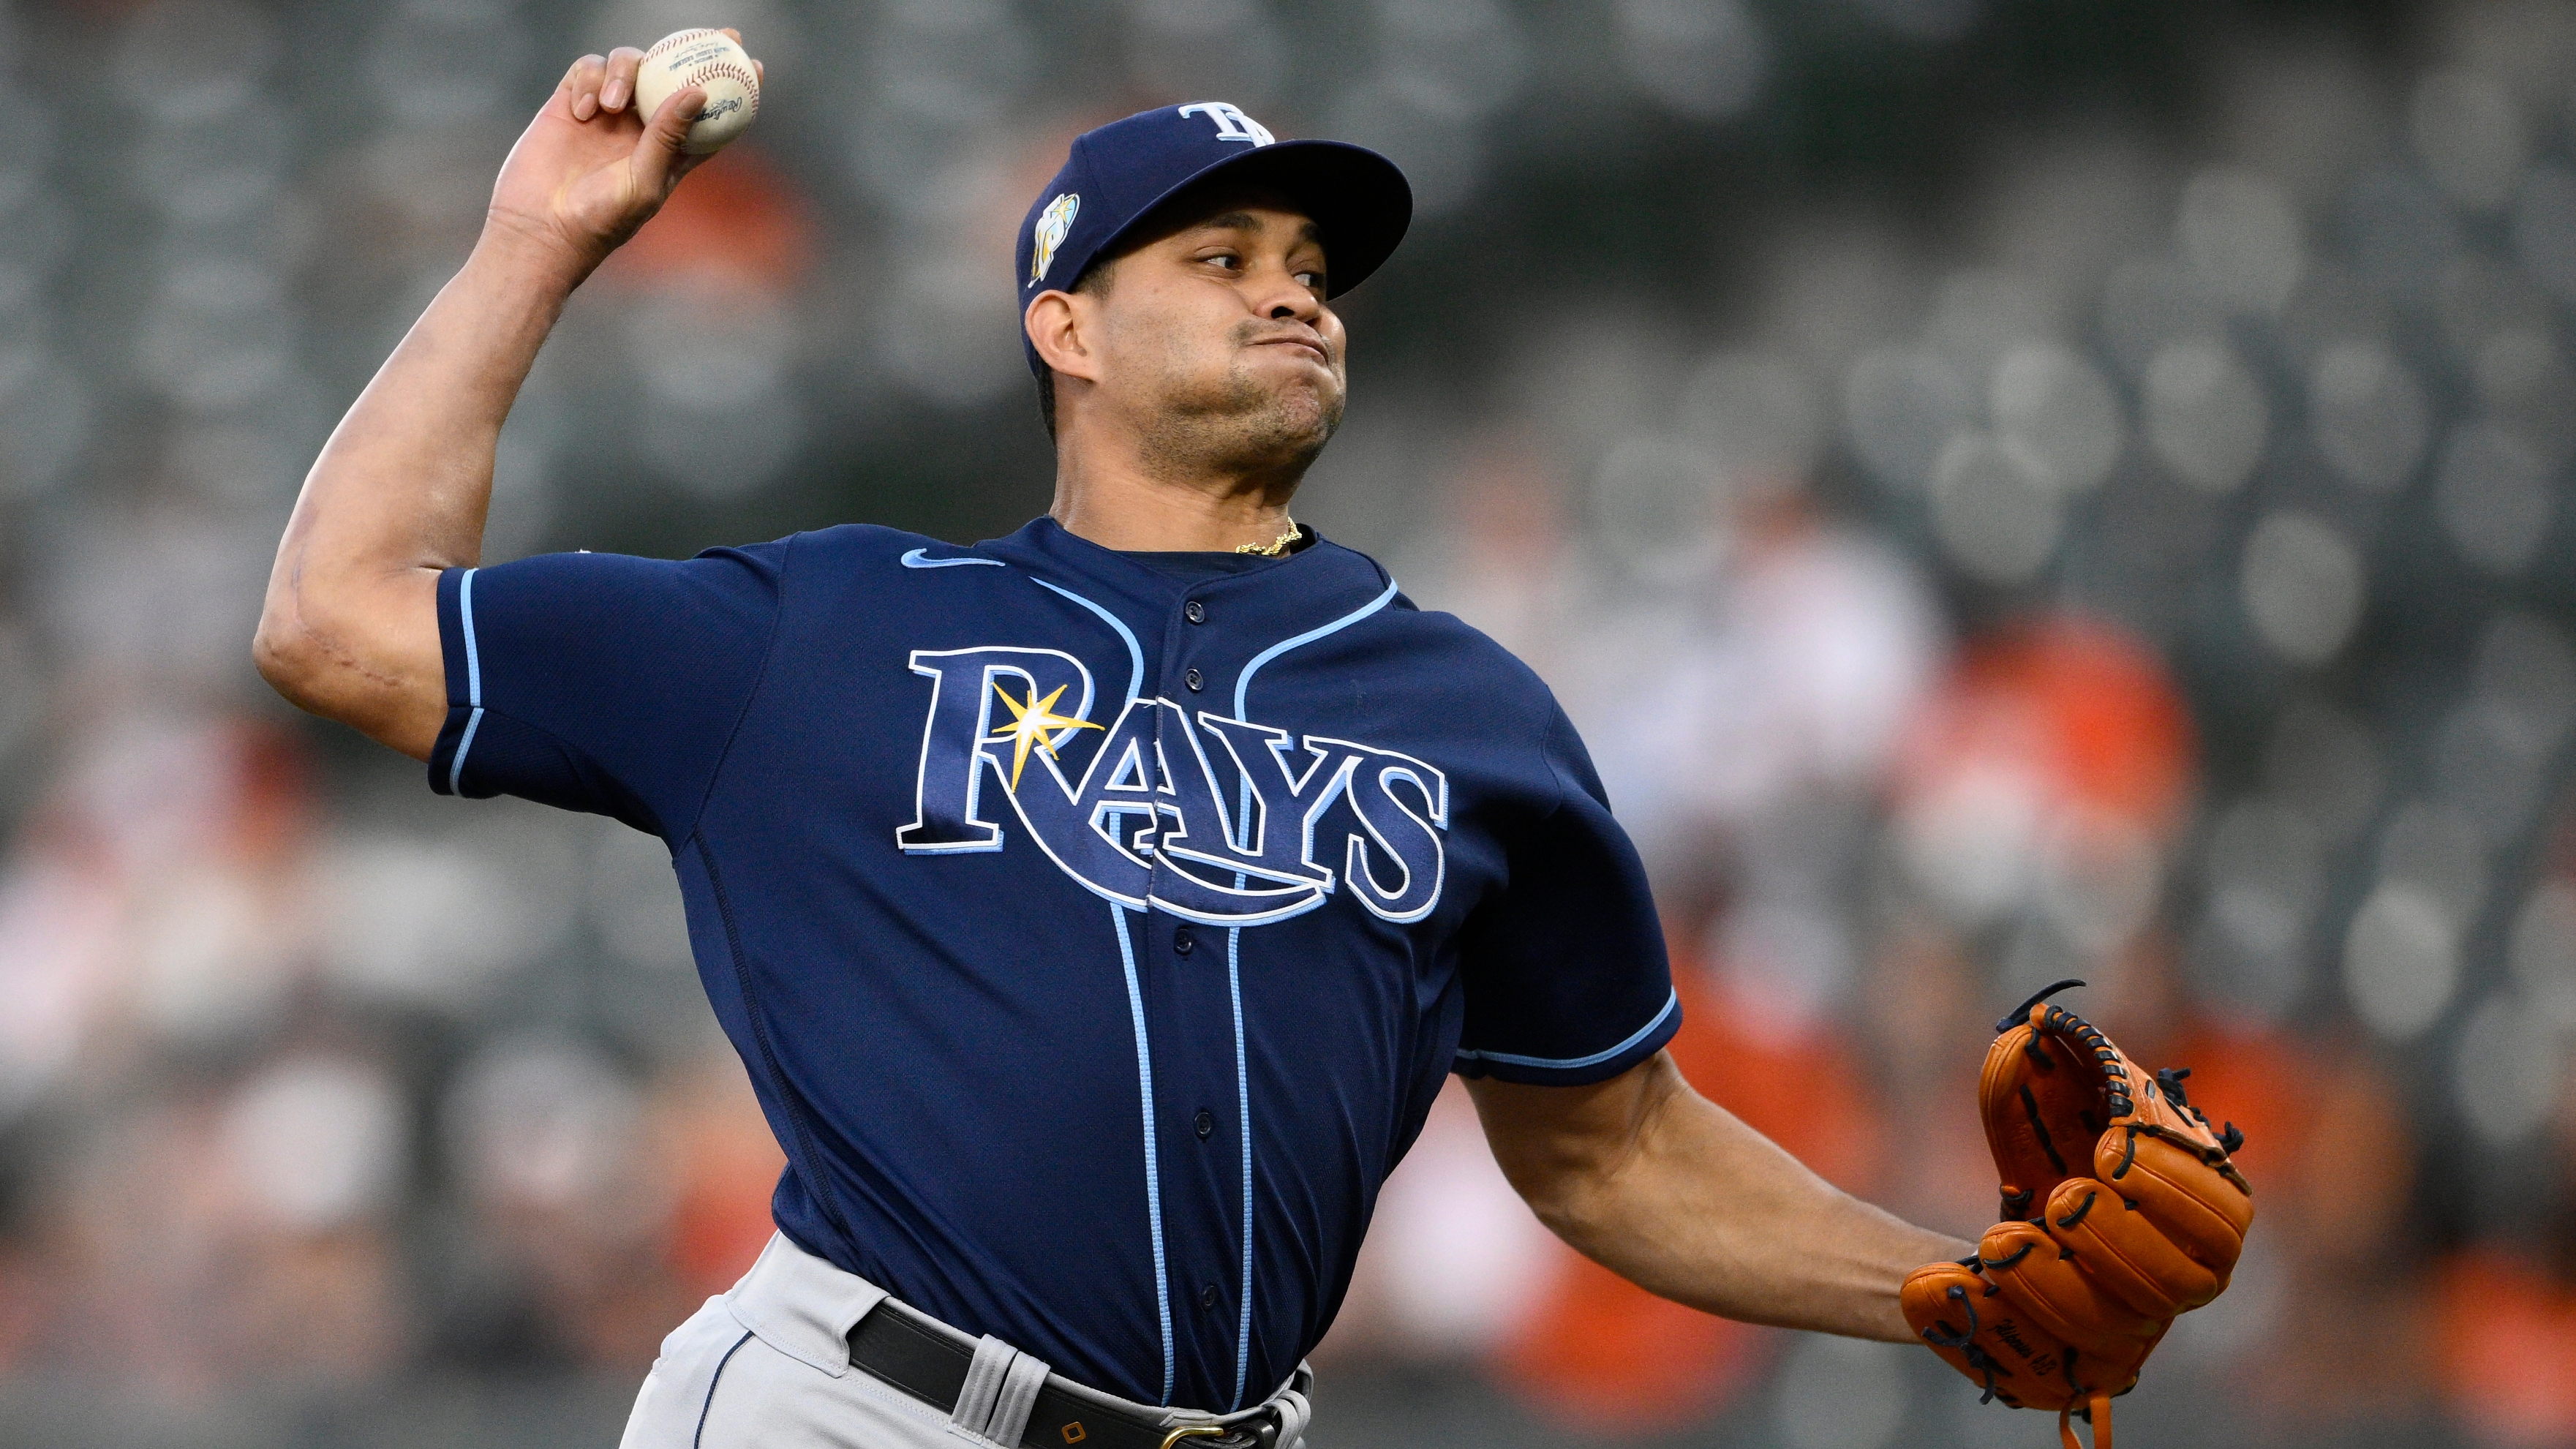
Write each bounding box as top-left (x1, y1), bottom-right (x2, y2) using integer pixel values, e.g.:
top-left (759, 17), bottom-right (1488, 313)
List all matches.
top-left (1467, 1049), bottom-right (1972, 1341)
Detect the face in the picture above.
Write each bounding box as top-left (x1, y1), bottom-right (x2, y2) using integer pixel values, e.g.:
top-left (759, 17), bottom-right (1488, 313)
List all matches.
top-left (1043, 187), bottom-right (1347, 475)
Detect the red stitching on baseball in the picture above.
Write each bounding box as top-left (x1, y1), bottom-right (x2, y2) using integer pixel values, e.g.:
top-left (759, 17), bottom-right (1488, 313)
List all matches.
top-left (644, 28), bottom-right (720, 62)
top-left (688, 61), bottom-right (760, 118)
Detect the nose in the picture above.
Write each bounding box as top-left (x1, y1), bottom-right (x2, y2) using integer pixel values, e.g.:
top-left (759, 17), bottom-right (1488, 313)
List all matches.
top-left (1252, 263), bottom-right (1324, 326)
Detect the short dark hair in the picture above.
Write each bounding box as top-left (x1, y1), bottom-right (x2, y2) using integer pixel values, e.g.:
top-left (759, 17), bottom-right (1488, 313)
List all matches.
top-left (1034, 257), bottom-right (1119, 443)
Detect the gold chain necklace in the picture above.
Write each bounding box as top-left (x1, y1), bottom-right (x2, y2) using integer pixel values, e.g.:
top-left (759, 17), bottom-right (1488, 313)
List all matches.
top-left (1236, 519), bottom-right (1300, 557)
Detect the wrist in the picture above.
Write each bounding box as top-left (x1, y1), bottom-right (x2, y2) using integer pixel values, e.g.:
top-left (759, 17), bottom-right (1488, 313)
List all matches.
top-left (470, 211), bottom-right (598, 298)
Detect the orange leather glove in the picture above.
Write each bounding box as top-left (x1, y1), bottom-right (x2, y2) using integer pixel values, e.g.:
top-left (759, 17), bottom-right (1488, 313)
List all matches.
top-left (1901, 982), bottom-right (2256, 1449)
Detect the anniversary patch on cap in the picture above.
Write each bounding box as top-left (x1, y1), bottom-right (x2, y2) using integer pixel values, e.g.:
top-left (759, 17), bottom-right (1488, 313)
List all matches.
top-left (1030, 192), bottom-right (1081, 287)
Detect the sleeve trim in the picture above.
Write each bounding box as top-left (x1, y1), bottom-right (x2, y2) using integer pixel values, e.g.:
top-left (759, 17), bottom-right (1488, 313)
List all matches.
top-left (1453, 987), bottom-right (1679, 1072)
top-left (447, 567), bottom-right (485, 797)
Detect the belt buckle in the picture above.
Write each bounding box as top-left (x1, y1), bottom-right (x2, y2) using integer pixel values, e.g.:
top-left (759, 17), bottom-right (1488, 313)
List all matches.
top-left (1158, 1428), bottom-right (1227, 1449)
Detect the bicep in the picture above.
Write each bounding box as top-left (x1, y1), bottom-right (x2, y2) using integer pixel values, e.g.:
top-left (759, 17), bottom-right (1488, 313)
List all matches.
top-left (1466, 1050), bottom-right (1676, 1207)
top-left (1470, 1053), bottom-right (1839, 1237)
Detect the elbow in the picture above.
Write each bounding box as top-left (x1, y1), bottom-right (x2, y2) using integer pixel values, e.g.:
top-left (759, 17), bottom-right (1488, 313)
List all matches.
top-left (1516, 1168), bottom-right (1611, 1249)
top-left (249, 571), bottom-right (446, 763)
top-left (252, 609), bottom-right (325, 710)
top-left (1488, 1135), bottom-right (1622, 1248)
top-left (253, 577), bottom-right (369, 720)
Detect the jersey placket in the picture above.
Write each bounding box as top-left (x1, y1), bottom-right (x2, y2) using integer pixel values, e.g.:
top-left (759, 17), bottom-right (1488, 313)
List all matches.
top-left (1142, 584), bottom-right (1257, 1410)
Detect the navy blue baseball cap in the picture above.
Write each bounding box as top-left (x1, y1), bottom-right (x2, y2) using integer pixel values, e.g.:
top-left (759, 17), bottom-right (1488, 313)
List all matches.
top-left (1015, 102), bottom-right (1413, 377)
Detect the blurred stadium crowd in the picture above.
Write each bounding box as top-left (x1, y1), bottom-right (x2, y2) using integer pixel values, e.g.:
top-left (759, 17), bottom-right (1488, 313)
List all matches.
top-left (0, 0), bottom-right (2573, 1445)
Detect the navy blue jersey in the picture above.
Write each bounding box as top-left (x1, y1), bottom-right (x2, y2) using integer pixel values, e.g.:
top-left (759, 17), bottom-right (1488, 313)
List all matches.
top-left (427, 516), bottom-right (1677, 1410)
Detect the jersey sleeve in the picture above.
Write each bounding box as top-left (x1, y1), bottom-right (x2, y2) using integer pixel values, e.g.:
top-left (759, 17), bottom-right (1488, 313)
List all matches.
top-left (425, 540), bottom-right (790, 839)
top-left (1451, 702), bottom-right (1681, 1085)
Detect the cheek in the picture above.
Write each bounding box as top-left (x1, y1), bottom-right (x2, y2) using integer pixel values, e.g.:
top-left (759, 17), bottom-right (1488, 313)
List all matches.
top-left (1104, 311), bottom-right (1221, 388)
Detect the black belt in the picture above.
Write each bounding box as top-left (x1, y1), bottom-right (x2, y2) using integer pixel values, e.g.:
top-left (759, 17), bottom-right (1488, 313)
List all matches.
top-left (847, 1304), bottom-right (1281, 1449)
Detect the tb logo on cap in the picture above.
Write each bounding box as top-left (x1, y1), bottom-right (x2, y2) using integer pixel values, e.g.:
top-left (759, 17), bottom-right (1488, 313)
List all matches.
top-left (1178, 101), bottom-right (1274, 146)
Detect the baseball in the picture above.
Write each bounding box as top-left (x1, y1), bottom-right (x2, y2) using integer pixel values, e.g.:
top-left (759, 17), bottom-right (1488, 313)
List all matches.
top-left (633, 28), bottom-right (760, 156)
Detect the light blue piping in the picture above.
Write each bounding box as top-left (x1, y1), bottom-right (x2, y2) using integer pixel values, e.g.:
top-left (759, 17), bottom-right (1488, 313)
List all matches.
top-left (1111, 903), bottom-right (1176, 1404)
top-left (1033, 578), bottom-right (1145, 704)
top-left (1228, 920), bottom-right (1253, 1410)
top-left (1453, 989), bottom-right (1680, 1071)
top-left (1232, 579), bottom-right (1398, 720)
top-left (448, 568), bottom-right (485, 796)
top-left (900, 548), bottom-right (1006, 569)
top-left (1205, 578), bottom-right (1400, 1402)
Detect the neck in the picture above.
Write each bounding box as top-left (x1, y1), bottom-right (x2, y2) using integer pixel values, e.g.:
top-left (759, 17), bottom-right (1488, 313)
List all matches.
top-left (1047, 425), bottom-right (1308, 554)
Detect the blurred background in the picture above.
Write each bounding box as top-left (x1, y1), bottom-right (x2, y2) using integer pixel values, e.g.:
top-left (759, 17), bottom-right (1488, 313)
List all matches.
top-left (0, 0), bottom-right (2572, 1444)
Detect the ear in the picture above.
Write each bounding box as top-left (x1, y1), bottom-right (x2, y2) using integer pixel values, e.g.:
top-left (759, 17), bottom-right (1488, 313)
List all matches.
top-left (1025, 290), bottom-right (1102, 384)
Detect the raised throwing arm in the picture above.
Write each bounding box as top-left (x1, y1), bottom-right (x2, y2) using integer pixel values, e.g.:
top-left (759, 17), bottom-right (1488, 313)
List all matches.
top-left (1467, 1050), bottom-right (1973, 1342)
top-left (252, 44), bottom-right (738, 758)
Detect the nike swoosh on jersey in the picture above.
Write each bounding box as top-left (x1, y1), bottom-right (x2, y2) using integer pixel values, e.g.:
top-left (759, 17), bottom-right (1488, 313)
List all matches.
top-left (901, 549), bottom-right (1008, 569)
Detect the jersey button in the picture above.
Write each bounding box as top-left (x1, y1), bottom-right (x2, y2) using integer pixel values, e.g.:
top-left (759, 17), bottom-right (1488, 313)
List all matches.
top-left (1173, 928), bottom-right (1195, 957)
top-left (1201, 1284), bottom-right (1220, 1309)
top-left (1185, 601), bottom-right (1206, 625)
top-left (1194, 1109), bottom-right (1215, 1140)
top-left (1184, 668), bottom-right (1204, 691)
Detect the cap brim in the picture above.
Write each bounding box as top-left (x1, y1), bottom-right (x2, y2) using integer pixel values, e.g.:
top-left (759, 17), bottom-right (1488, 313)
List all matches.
top-left (1091, 139), bottom-right (1414, 300)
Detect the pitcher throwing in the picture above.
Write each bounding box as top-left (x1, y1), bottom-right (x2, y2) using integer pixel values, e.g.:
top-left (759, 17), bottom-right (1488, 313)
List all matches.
top-left (255, 37), bottom-right (2247, 1449)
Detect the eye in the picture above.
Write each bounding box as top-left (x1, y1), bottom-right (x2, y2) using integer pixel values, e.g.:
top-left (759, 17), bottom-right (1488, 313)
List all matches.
top-left (1295, 271), bottom-right (1326, 290)
top-left (1205, 251), bottom-right (1243, 271)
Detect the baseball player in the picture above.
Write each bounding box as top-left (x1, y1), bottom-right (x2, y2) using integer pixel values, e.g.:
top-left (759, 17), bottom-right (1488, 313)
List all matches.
top-left (257, 42), bottom-right (2248, 1449)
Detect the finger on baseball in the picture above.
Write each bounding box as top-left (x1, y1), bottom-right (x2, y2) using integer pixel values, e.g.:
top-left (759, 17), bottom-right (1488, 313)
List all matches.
top-left (633, 87), bottom-right (706, 191)
top-left (601, 46), bottom-right (646, 113)
top-left (563, 53), bottom-right (607, 121)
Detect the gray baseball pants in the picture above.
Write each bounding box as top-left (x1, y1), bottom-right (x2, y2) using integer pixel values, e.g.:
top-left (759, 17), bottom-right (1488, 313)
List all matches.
top-left (619, 1233), bottom-right (1314, 1449)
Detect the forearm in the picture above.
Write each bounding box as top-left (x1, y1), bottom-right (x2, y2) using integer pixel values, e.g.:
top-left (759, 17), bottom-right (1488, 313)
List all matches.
top-left (293, 227), bottom-right (581, 579)
top-left (1477, 1055), bottom-right (1970, 1341)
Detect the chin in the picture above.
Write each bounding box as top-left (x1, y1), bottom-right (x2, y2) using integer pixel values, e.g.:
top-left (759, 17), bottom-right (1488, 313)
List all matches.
top-left (1140, 361), bottom-right (1344, 473)
top-left (1249, 362), bottom-right (1343, 428)
top-left (1251, 389), bottom-right (1341, 457)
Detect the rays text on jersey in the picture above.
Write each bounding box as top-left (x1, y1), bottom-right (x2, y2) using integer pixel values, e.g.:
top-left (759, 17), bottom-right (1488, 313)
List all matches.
top-left (900, 647), bottom-right (1447, 926)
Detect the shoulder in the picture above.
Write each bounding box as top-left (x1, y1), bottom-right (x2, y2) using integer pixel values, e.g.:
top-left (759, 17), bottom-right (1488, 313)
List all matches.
top-left (704, 524), bottom-right (1023, 605)
top-left (1325, 541), bottom-right (1555, 704)
top-left (787, 523), bottom-right (1036, 579)
top-left (1317, 541), bottom-right (1581, 798)
top-left (726, 523), bottom-right (965, 571)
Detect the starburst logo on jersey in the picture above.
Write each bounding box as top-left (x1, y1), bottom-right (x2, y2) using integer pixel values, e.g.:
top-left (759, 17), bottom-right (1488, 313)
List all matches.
top-left (898, 647), bottom-right (1448, 927)
top-left (984, 679), bottom-right (1101, 789)
top-left (1029, 192), bottom-right (1080, 288)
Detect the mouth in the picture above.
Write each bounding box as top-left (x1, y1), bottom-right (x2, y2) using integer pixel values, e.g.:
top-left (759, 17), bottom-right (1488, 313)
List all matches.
top-left (1250, 334), bottom-right (1333, 368)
